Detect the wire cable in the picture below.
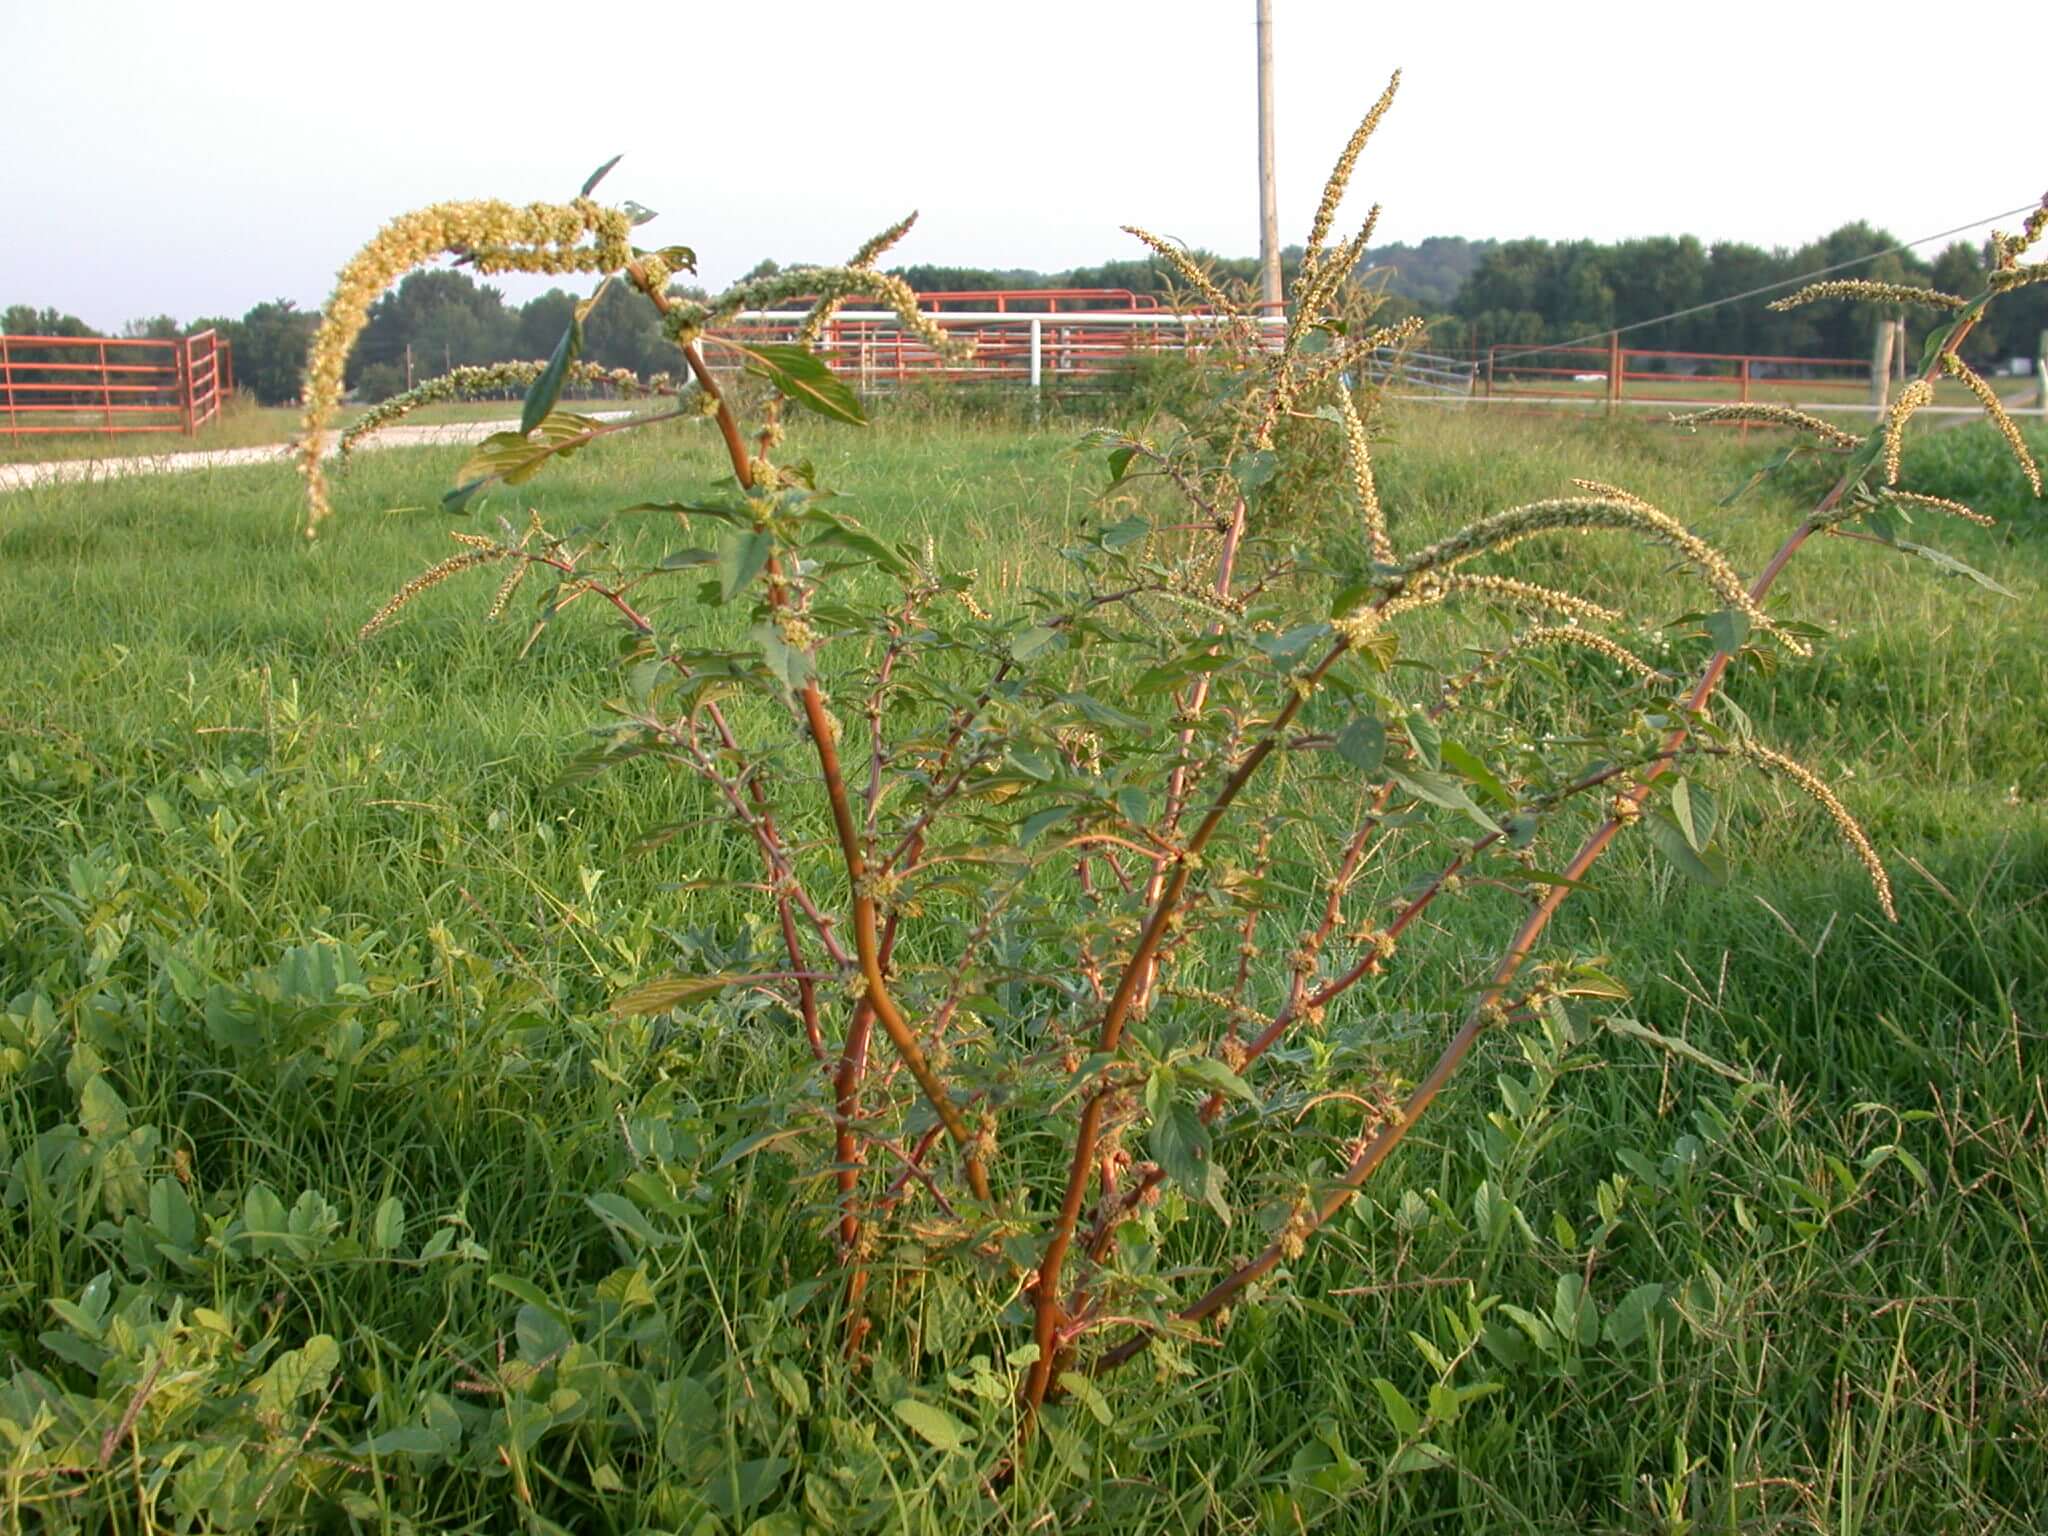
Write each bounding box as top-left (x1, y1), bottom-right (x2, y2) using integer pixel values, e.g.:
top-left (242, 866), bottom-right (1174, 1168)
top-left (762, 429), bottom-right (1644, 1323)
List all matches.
top-left (1482, 201), bottom-right (2040, 364)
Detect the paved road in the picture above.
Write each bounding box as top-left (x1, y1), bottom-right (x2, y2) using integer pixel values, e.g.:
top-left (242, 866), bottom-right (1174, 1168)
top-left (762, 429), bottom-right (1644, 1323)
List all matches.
top-left (0, 414), bottom-right (633, 495)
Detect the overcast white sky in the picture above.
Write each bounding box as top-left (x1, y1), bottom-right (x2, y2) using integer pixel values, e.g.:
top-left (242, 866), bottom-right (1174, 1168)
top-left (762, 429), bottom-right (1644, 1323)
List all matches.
top-left (5, 0), bottom-right (2043, 329)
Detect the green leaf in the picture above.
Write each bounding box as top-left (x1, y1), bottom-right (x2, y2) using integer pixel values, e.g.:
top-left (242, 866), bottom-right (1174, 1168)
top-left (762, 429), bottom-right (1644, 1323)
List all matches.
top-left (1179, 1054), bottom-right (1258, 1104)
top-left (740, 343), bottom-right (867, 425)
top-left (1405, 708), bottom-right (1441, 770)
top-left (1644, 811), bottom-right (1728, 887)
top-left (1106, 445), bottom-right (1138, 486)
top-left (717, 526), bottom-right (775, 603)
top-left (257, 1334), bottom-right (339, 1418)
top-left (1553, 1272), bottom-right (1600, 1347)
top-left (1388, 767), bottom-right (1499, 835)
top-left (1335, 717), bottom-right (1386, 775)
top-left (515, 1302), bottom-right (571, 1364)
top-left (1703, 609), bottom-right (1750, 654)
top-left (1230, 449), bottom-right (1279, 492)
top-left (1603, 1015), bottom-right (1749, 1082)
top-left (806, 510), bottom-right (911, 576)
top-left (1896, 538), bottom-right (2016, 596)
top-left (1440, 741), bottom-right (1512, 809)
top-left (611, 974), bottom-right (744, 1015)
top-left (1010, 625), bottom-right (1060, 662)
top-left (442, 476), bottom-right (491, 514)
top-left (360, 1425), bottom-right (444, 1458)
top-left (1148, 1099), bottom-right (1214, 1205)
top-left (1100, 513), bottom-right (1150, 549)
top-left (451, 411), bottom-right (605, 496)
top-left (749, 621), bottom-right (813, 698)
top-left (78, 1074), bottom-right (128, 1138)
top-left (1387, 1441), bottom-right (1455, 1475)
top-left (1604, 1282), bottom-right (1665, 1347)
top-left (370, 1196), bottom-right (406, 1255)
top-left (1371, 1378), bottom-right (1421, 1438)
top-left (580, 153), bottom-right (623, 198)
top-left (243, 1184), bottom-right (290, 1254)
top-left (1669, 778), bottom-right (1716, 853)
top-left (892, 1399), bottom-right (974, 1451)
top-left (585, 1192), bottom-right (662, 1247)
top-left (522, 315), bottom-right (583, 436)
top-left (1058, 1371), bottom-right (1113, 1426)
top-left (1018, 804), bottom-right (1074, 845)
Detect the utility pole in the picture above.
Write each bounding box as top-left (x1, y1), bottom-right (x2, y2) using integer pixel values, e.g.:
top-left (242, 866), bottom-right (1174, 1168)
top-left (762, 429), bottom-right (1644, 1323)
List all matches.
top-left (1256, 0), bottom-right (1281, 316)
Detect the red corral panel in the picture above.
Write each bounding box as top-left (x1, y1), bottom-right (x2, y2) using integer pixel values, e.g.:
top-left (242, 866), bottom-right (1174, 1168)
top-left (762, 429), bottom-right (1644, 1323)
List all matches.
top-left (0, 330), bottom-right (231, 440)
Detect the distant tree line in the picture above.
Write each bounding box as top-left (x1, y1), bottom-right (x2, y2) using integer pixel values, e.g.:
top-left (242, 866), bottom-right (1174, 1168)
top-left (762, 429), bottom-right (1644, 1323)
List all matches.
top-left (9, 217), bottom-right (2042, 413)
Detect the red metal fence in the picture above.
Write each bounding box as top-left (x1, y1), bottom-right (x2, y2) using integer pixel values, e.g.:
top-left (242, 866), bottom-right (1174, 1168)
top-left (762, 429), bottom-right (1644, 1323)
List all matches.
top-left (715, 287), bottom-right (1260, 390)
top-left (0, 330), bottom-right (234, 440)
top-left (1477, 338), bottom-right (1871, 412)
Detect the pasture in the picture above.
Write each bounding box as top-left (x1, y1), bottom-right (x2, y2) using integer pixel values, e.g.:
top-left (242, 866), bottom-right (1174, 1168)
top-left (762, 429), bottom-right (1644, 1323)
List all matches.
top-left (1, 405), bottom-right (2043, 1532)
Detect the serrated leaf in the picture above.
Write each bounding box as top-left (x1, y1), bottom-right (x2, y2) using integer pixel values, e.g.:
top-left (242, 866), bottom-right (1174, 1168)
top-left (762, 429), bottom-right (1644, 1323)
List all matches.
top-left (892, 1399), bottom-right (973, 1451)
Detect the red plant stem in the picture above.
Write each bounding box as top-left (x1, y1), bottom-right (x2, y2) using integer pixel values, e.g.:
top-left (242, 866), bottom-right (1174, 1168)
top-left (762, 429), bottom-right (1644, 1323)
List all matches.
top-left (1021, 637), bottom-right (1349, 1420)
top-left (673, 331), bottom-right (993, 1275)
top-left (1091, 320), bottom-right (1980, 1375)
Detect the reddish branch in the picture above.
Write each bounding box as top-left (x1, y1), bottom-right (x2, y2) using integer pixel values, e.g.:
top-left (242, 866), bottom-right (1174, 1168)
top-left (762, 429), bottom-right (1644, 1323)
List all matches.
top-left (1086, 316), bottom-right (1982, 1376)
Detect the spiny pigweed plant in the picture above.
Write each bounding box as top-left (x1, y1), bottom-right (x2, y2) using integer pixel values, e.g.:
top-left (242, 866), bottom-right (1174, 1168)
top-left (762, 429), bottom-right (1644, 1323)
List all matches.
top-left (303, 81), bottom-right (2044, 1442)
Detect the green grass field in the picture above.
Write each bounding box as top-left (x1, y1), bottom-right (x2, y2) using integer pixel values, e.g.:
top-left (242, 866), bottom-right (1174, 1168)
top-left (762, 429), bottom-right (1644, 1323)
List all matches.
top-left (1, 404), bottom-right (2043, 1532)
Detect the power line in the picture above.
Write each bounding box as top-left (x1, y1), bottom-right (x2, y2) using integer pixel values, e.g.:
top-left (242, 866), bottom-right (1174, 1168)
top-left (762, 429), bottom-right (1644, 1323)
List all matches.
top-left (1485, 201), bottom-right (2040, 363)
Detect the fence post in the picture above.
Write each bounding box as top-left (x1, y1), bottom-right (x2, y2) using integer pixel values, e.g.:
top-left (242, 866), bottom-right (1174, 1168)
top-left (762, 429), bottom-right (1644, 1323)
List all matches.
top-left (2038, 330), bottom-right (2047, 417)
top-left (0, 334), bottom-right (13, 439)
top-left (1607, 332), bottom-right (1622, 414)
top-left (1870, 320), bottom-right (1895, 414)
top-left (1029, 318), bottom-right (1042, 392)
